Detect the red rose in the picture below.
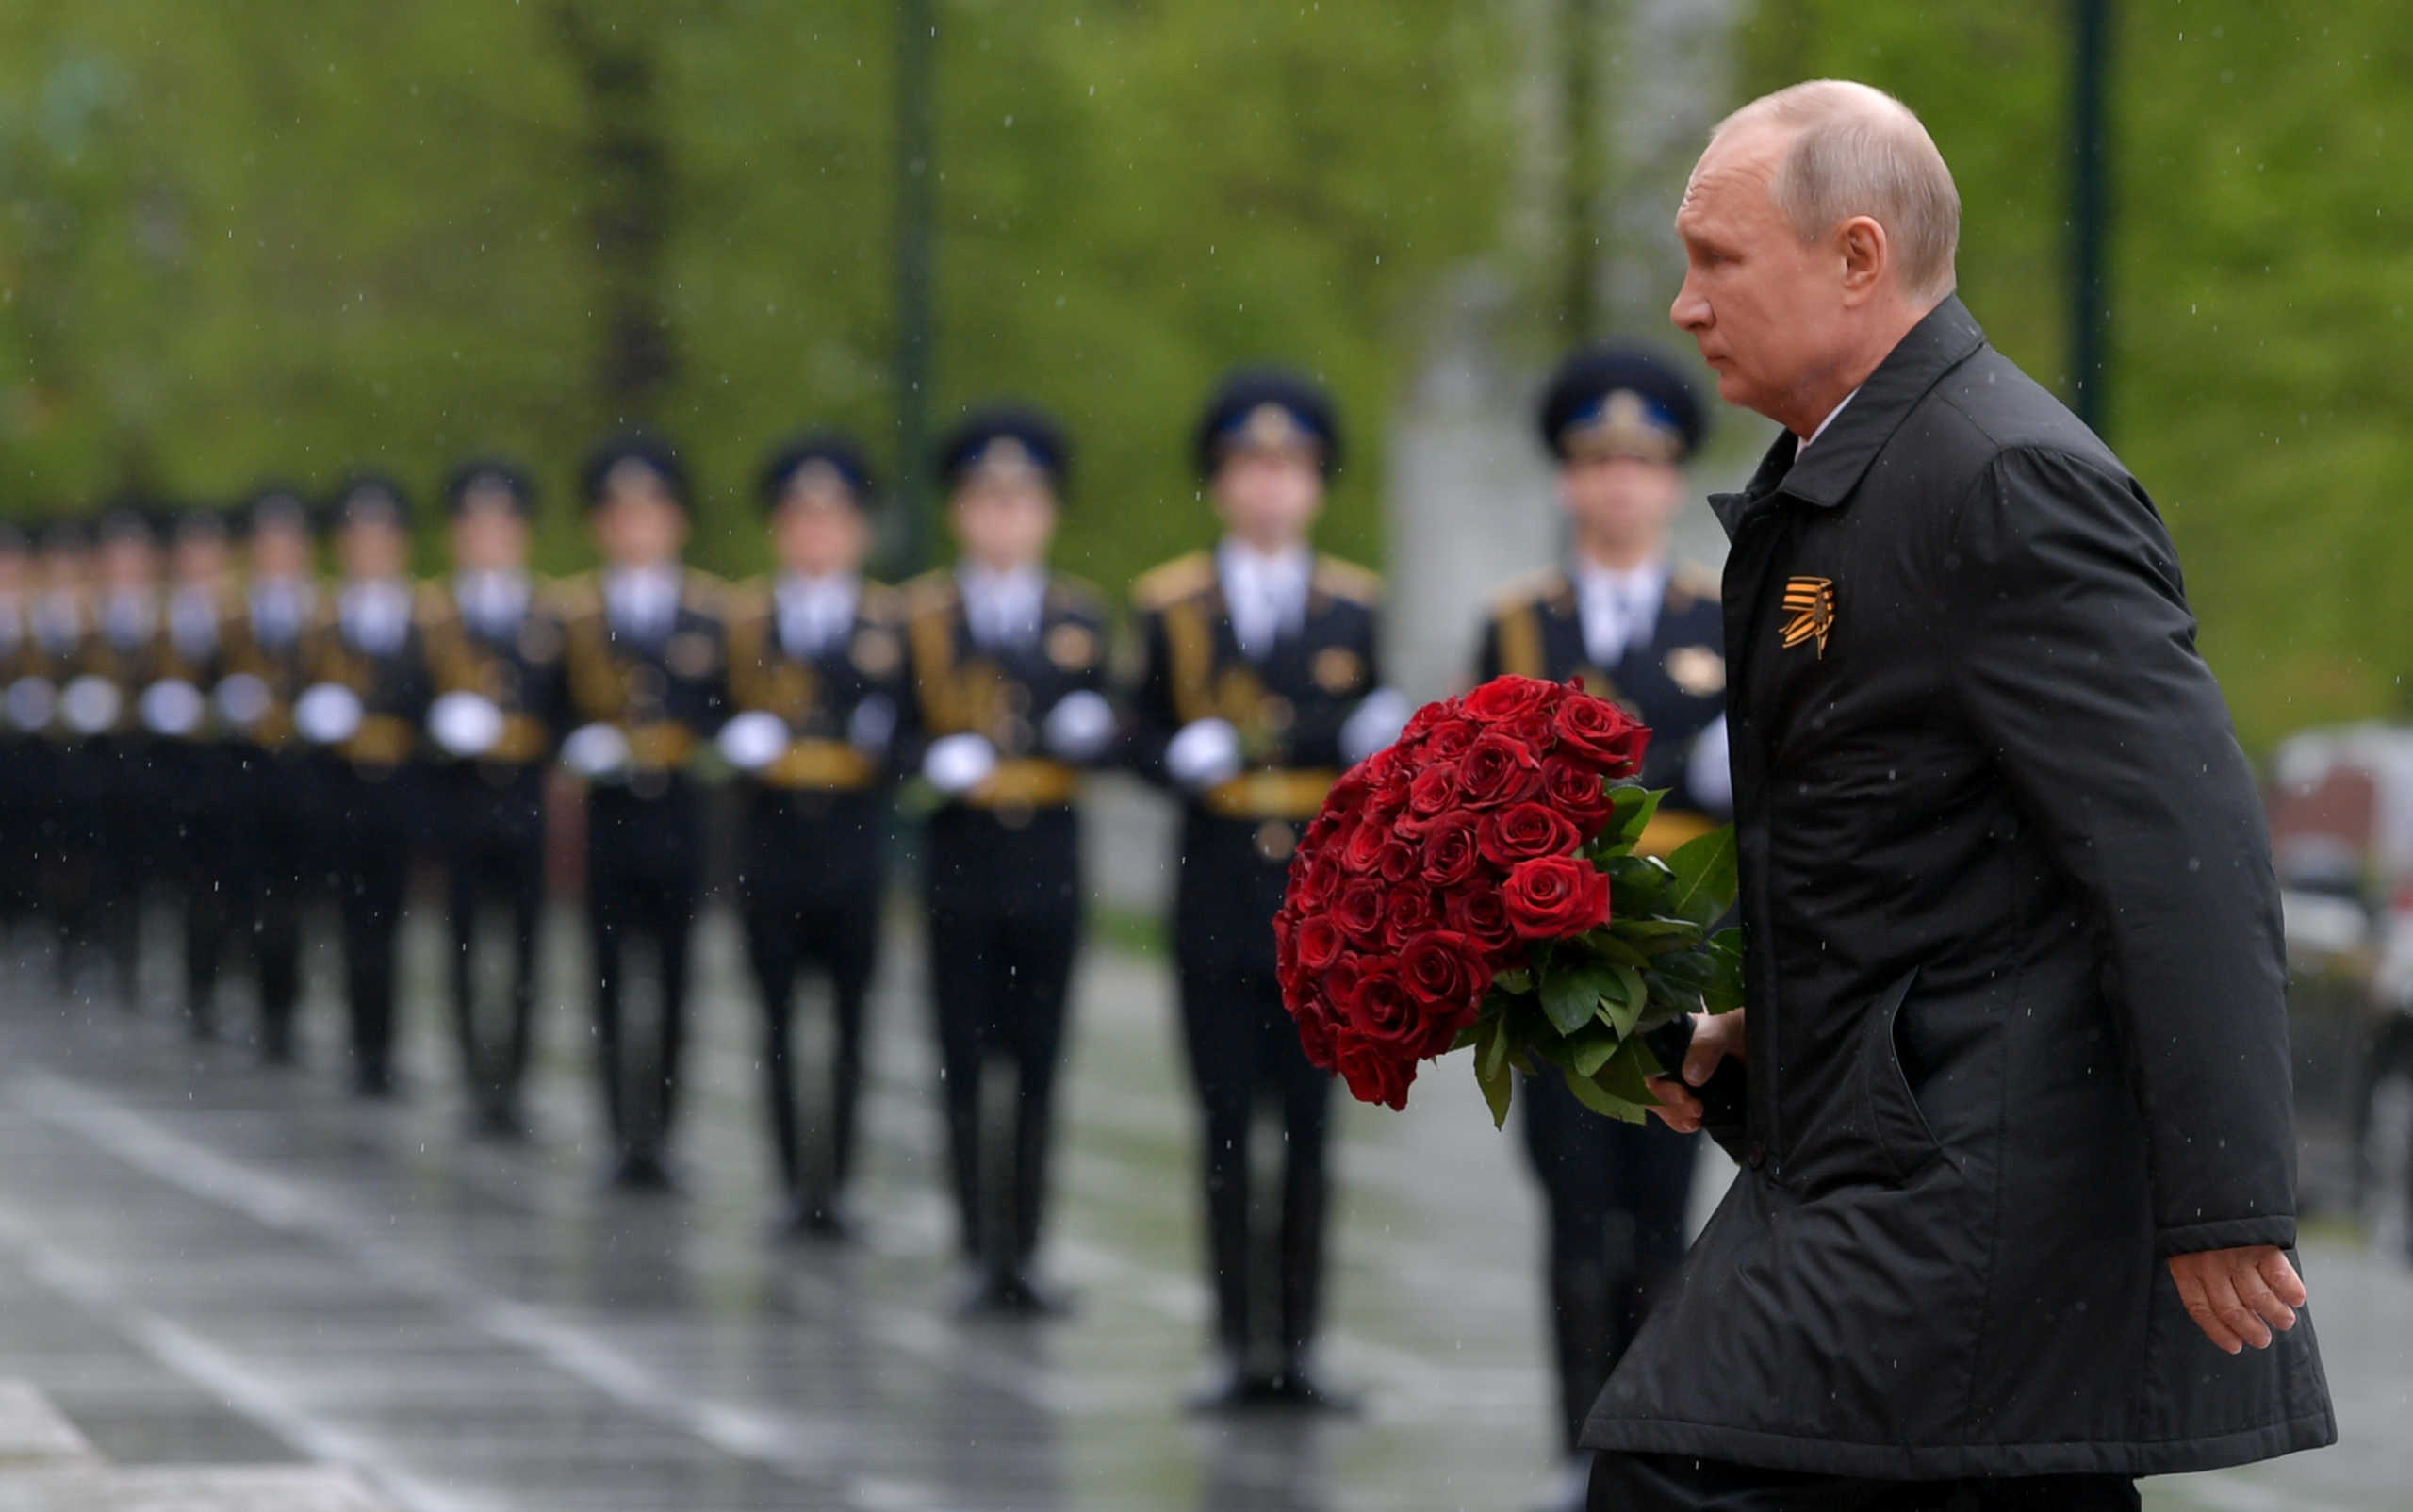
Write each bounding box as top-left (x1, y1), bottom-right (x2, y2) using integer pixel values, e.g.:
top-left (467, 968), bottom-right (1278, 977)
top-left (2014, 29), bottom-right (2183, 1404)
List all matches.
top-left (1447, 886), bottom-right (1520, 958)
top-left (1457, 732), bottom-right (1545, 809)
top-left (1325, 763), bottom-right (1373, 814)
top-left (1422, 716), bottom-right (1482, 763)
top-left (1401, 696), bottom-right (1463, 744)
top-left (1344, 964), bottom-right (1427, 1051)
top-left (1370, 750), bottom-right (1416, 814)
top-left (1418, 813), bottom-right (1484, 889)
top-left (1322, 953), bottom-right (1367, 1011)
top-left (1477, 801), bottom-right (1582, 867)
top-left (1405, 761), bottom-right (1461, 818)
top-left (1399, 929), bottom-right (1489, 1019)
top-left (1382, 886), bottom-right (1441, 948)
top-left (1289, 852), bottom-right (1343, 911)
top-left (1297, 1011), bottom-right (1339, 1071)
top-left (1464, 675), bottom-right (1565, 725)
top-left (1540, 754), bottom-right (1616, 834)
top-left (1376, 841), bottom-right (1417, 885)
top-left (1501, 854), bottom-right (1613, 939)
top-left (1294, 912), bottom-right (1348, 973)
top-left (1339, 818), bottom-right (1390, 876)
top-left (1552, 693), bottom-right (1651, 777)
top-left (1334, 879), bottom-right (1387, 943)
top-left (1334, 1034), bottom-right (1415, 1110)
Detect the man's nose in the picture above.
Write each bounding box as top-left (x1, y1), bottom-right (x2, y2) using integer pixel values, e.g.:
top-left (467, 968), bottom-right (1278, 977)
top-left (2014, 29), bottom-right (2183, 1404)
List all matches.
top-left (1669, 276), bottom-right (1709, 332)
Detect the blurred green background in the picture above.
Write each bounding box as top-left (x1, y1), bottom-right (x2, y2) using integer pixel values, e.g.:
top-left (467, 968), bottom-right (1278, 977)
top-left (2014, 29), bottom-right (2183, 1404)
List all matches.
top-left (0, 0), bottom-right (2401, 752)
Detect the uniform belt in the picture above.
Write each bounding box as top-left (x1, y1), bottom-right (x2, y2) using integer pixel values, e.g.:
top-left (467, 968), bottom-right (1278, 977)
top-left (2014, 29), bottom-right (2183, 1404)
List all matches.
top-left (1204, 768), bottom-right (1339, 821)
top-left (339, 714), bottom-right (419, 767)
top-left (1636, 809), bottom-right (1717, 859)
top-left (488, 715), bottom-right (552, 765)
top-left (628, 721), bottom-right (697, 772)
top-left (965, 758), bottom-right (1080, 810)
top-left (761, 739), bottom-right (877, 793)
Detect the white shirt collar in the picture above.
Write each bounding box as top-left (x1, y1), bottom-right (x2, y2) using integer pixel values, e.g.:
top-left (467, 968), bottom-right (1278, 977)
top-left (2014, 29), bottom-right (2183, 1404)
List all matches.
top-left (957, 563), bottom-right (1046, 647)
top-left (1797, 388), bottom-right (1861, 458)
top-left (1218, 539), bottom-right (1312, 659)
top-left (604, 564), bottom-right (681, 634)
top-left (776, 572), bottom-right (859, 656)
top-left (1569, 553), bottom-right (1667, 668)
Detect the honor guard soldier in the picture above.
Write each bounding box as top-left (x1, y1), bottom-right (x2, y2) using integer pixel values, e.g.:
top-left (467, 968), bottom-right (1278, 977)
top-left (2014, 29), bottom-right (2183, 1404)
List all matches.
top-left (0, 524), bottom-right (36, 973)
top-left (1475, 344), bottom-right (1731, 1511)
top-left (903, 405), bottom-right (1116, 1314)
top-left (423, 462), bottom-right (566, 1141)
top-left (29, 518), bottom-right (104, 999)
top-left (1129, 368), bottom-right (1407, 1410)
top-left (216, 487), bottom-right (325, 1063)
top-left (722, 436), bottom-right (904, 1240)
top-left (148, 507), bottom-right (238, 1037)
top-left (557, 434), bottom-right (729, 1192)
top-left (79, 505), bottom-right (175, 1011)
top-left (293, 476), bottom-right (433, 1096)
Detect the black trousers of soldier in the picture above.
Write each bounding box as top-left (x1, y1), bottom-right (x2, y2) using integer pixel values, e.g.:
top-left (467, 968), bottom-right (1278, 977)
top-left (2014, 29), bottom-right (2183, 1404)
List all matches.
top-left (585, 781), bottom-right (701, 1174)
top-left (445, 768), bottom-right (548, 1128)
top-left (1588, 1454), bottom-right (2140, 1512)
top-left (41, 745), bottom-right (111, 1002)
top-left (925, 809), bottom-right (1079, 1281)
top-left (739, 795), bottom-right (884, 1223)
top-left (1175, 961), bottom-right (1335, 1367)
top-left (228, 750), bottom-right (310, 1062)
top-left (172, 786), bottom-right (239, 1037)
top-left (328, 765), bottom-right (415, 1095)
top-left (1522, 1073), bottom-right (1699, 1456)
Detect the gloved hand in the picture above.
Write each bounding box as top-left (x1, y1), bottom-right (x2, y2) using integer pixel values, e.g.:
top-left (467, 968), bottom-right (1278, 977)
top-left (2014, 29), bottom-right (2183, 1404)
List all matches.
top-left (139, 679), bottom-right (206, 738)
top-left (716, 709), bottom-right (791, 772)
top-left (1042, 689), bottom-right (1118, 762)
top-left (212, 673), bottom-right (271, 730)
top-left (923, 731), bottom-right (1001, 796)
top-left (428, 690), bottom-right (506, 758)
top-left (291, 682), bottom-right (364, 746)
top-left (847, 695), bottom-right (897, 755)
top-left (1338, 687), bottom-right (1412, 764)
top-left (560, 721), bottom-right (634, 781)
top-left (1166, 717), bottom-right (1244, 790)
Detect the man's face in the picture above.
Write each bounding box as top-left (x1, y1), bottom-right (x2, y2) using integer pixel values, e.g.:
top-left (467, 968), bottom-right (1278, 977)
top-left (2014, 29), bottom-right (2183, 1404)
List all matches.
top-left (451, 492), bottom-right (530, 574)
top-left (172, 531), bottom-right (228, 589)
top-left (591, 485), bottom-right (687, 569)
top-left (948, 468), bottom-right (1056, 570)
top-left (1670, 125), bottom-right (1849, 425)
top-left (1212, 447), bottom-right (1324, 549)
top-left (42, 544), bottom-right (90, 596)
top-left (339, 517), bottom-right (410, 582)
top-left (0, 549), bottom-right (27, 598)
top-left (772, 484), bottom-right (870, 580)
top-left (250, 521), bottom-right (313, 582)
top-left (98, 534), bottom-right (158, 593)
top-left (1559, 454), bottom-right (1686, 554)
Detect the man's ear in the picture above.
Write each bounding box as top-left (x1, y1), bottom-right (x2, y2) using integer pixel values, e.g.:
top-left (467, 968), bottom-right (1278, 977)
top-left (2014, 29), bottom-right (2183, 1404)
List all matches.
top-left (1838, 215), bottom-right (1890, 304)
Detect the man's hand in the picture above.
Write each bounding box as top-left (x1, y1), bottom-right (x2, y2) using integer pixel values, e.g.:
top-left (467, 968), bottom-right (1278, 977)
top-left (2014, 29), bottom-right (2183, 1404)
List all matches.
top-left (2167, 1246), bottom-right (2306, 1355)
top-left (1646, 1009), bottom-right (1745, 1134)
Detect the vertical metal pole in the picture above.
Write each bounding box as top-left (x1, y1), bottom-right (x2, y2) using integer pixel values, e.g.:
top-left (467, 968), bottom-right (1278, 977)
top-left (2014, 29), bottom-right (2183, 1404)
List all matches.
top-left (2070, 0), bottom-right (2112, 436)
top-left (894, 0), bottom-right (937, 570)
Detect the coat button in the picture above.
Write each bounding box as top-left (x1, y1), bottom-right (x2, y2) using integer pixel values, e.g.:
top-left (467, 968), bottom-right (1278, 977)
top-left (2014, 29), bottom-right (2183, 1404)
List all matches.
top-left (1747, 1141), bottom-right (1766, 1170)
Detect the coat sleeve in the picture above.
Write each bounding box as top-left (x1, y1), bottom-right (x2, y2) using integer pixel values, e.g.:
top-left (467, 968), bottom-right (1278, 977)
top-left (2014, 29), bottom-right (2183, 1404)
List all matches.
top-left (1945, 445), bottom-right (2296, 1257)
top-left (1124, 603), bottom-right (1179, 787)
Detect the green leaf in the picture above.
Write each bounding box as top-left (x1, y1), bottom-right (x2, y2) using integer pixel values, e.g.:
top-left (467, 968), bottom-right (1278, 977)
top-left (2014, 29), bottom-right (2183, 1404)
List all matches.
top-left (1595, 1039), bottom-right (1660, 1110)
top-left (1610, 784), bottom-right (1666, 848)
top-left (1704, 935), bottom-right (1747, 1013)
top-left (1448, 1021), bottom-right (1483, 1053)
top-left (1599, 962), bottom-right (1648, 1037)
top-left (1587, 932), bottom-right (1651, 969)
top-left (1540, 960), bottom-right (1616, 1037)
top-left (1560, 1065), bottom-right (1644, 1122)
top-left (1663, 826), bottom-right (1740, 926)
top-left (1562, 1021), bottom-right (1619, 1077)
top-left (1473, 1019), bottom-right (1515, 1129)
top-left (1492, 966), bottom-right (1534, 994)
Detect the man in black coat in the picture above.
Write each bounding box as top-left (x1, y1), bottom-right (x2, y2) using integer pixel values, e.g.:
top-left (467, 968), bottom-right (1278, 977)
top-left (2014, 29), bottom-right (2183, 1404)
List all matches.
top-left (1584, 80), bottom-right (2333, 1510)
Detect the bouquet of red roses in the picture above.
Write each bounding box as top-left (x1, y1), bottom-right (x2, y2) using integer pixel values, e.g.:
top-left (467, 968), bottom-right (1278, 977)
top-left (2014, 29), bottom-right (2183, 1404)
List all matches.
top-left (1273, 674), bottom-right (1741, 1126)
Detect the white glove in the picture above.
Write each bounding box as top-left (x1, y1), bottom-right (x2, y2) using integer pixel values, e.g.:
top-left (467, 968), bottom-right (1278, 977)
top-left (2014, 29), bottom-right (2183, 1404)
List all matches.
top-left (561, 721), bottom-right (633, 781)
top-left (922, 732), bottom-right (1000, 796)
top-left (139, 679), bottom-right (206, 737)
top-left (1338, 687), bottom-right (1412, 764)
top-left (1166, 717), bottom-right (1244, 790)
top-left (60, 675), bottom-right (125, 737)
top-left (213, 673), bottom-right (271, 730)
top-left (1685, 715), bottom-right (1733, 814)
top-left (1042, 689), bottom-right (1117, 762)
top-left (4, 677), bottom-right (55, 733)
top-left (717, 709), bottom-right (791, 772)
top-left (429, 690), bottom-right (507, 757)
top-left (847, 695), bottom-right (897, 755)
top-left (292, 682), bottom-right (365, 746)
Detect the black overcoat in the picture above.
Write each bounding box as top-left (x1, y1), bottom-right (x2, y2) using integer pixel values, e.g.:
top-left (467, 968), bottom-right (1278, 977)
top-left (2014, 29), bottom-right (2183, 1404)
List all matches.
top-left (1581, 298), bottom-right (2334, 1477)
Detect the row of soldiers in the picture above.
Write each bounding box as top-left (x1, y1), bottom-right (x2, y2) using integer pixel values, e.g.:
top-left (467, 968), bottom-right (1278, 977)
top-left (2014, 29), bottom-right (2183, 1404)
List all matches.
top-left (0, 351), bottom-right (1728, 1470)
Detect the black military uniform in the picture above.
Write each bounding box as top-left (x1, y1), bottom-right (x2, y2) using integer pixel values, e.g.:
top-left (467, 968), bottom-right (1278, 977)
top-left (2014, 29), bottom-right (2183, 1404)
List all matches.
top-left (558, 435), bottom-right (729, 1191)
top-left (1478, 346), bottom-right (1728, 1485)
top-left (215, 488), bottom-right (324, 1062)
top-left (422, 463), bottom-right (567, 1139)
top-left (0, 525), bottom-right (38, 970)
top-left (1128, 370), bottom-right (1401, 1408)
top-left (905, 407), bottom-right (1114, 1312)
top-left (28, 519), bottom-right (107, 999)
top-left (296, 477), bottom-right (434, 1096)
top-left (726, 437), bottom-right (905, 1238)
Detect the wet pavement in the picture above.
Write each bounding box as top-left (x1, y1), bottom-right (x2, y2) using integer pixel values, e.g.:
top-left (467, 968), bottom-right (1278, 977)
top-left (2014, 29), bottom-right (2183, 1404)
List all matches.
top-left (0, 901), bottom-right (2397, 1511)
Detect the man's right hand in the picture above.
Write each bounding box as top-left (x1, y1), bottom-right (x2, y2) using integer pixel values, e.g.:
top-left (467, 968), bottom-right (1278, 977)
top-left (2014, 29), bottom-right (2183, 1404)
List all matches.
top-left (1648, 1009), bottom-right (1746, 1134)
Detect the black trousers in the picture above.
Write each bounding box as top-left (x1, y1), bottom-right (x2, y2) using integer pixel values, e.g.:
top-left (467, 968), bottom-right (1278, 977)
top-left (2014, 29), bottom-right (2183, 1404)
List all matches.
top-left (327, 764), bottom-right (416, 1092)
top-left (225, 749), bottom-right (311, 1060)
top-left (739, 791), bottom-right (885, 1214)
top-left (925, 807), bottom-right (1080, 1274)
top-left (444, 766), bottom-right (549, 1118)
top-left (1588, 1453), bottom-right (2138, 1511)
top-left (1524, 1072), bottom-right (1701, 1455)
top-left (585, 781), bottom-right (701, 1164)
top-left (40, 743), bottom-right (110, 997)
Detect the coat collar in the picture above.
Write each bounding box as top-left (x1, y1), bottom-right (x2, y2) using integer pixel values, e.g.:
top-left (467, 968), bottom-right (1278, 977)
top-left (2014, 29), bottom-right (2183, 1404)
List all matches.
top-left (1708, 295), bottom-right (1988, 536)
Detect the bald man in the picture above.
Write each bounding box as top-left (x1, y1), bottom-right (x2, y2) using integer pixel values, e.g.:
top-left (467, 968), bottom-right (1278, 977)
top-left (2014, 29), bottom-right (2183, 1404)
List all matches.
top-left (1582, 80), bottom-right (2332, 1510)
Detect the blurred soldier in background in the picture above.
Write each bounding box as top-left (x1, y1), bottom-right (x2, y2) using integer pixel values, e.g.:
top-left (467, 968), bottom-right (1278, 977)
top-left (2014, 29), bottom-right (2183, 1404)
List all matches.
top-left (81, 505), bottom-right (169, 1011)
top-left (0, 524), bottom-right (35, 978)
top-left (32, 518), bottom-right (103, 1000)
top-left (723, 436), bottom-right (903, 1241)
top-left (423, 462), bottom-right (565, 1141)
top-left (559, 435), bottom-right (728, 1192)
top-left (296, 476), bottom-right (431, 1097)
top-left (1476, 345), bottom-right (1728, 1511)
top-left (217, 487), bottom-right (322, 1064)
top-left (154, 506), bottom-right (237, 1038)
top-left (905, 406), bottom-right (1115, 1314)
top-left (1129, 369), bottom-right (1405, 1410)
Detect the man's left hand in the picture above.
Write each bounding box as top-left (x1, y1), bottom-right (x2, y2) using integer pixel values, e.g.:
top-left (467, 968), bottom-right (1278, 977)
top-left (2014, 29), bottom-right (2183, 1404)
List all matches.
top-left (2167, 1246), bottom-right (2306, 1355)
